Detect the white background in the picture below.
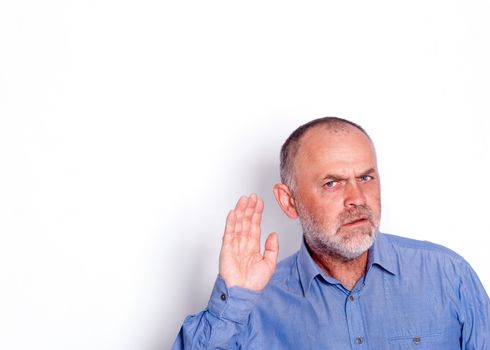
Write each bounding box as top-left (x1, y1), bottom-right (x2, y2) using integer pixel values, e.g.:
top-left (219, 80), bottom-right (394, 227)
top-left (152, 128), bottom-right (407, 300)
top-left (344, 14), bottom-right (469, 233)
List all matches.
top-left (1, 1), bottom-right (489, 349)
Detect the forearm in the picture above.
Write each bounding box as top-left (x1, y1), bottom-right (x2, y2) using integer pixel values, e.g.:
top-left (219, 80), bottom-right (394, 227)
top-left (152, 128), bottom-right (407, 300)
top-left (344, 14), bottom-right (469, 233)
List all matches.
top-left (172, 277), bottom-right (261, 350)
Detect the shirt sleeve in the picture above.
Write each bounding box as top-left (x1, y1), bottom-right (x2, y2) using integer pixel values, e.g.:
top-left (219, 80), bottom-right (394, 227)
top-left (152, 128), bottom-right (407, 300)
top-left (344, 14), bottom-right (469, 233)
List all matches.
top-left (171, 276), bottom-right (262, 350)
top-left (459, 260), bottom-right (490, 350)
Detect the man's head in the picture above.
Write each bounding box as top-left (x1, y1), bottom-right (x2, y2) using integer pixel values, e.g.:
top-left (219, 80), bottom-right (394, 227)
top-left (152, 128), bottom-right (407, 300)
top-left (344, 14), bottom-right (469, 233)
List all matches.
top-left (273, 117), bottom-right (381, 260)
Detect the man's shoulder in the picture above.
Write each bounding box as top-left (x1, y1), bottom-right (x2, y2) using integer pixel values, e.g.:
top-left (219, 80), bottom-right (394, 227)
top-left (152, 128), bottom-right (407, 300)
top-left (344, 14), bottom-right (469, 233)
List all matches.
top-left (382, 232), bottom-right (465, 263)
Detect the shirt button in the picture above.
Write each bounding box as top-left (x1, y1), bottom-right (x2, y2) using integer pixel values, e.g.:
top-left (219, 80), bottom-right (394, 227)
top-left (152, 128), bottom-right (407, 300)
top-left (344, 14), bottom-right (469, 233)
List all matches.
top-left (355, 337), bottom-right (363, 345)
top-left (349, 295), bottom-right (355, 302)
top-left (220, 293), bottom-right (227, 301)
top-left (413, 336), bottom-right (421, 345)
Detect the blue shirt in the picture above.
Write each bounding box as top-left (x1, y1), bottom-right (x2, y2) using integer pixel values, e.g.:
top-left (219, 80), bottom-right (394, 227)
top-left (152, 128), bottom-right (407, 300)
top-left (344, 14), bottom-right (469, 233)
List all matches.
top-left (173, 233), bottom-right (490, 349)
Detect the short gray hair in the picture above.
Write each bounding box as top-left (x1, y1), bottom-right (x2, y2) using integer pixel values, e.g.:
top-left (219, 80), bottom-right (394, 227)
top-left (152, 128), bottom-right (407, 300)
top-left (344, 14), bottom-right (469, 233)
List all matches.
top-left (279, 117), bottom-right (372, 191)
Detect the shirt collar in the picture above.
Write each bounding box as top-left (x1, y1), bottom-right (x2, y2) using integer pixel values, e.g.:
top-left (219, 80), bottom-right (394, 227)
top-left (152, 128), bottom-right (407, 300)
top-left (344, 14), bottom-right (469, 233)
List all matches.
top-left (366, 232), bottom-right (399, 276)
top-left (297, 239), bottom-right (322, 296)
top-left (296, 232), bottom-right (398, 296)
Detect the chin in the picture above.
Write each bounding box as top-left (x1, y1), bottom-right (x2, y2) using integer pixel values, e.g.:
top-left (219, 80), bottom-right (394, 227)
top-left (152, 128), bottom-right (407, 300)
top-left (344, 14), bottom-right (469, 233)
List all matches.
top-left (339, 230), bottom-right (378, 259)
top-left (336, 247), bottom-right (370, 260)
top-left (308, 228), bottom-right (378, 261)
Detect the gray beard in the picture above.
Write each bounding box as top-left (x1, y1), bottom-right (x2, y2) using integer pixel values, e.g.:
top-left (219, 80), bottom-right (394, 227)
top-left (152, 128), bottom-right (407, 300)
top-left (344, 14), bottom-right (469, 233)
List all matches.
top-left (297, 202), bottom-right (379, 261)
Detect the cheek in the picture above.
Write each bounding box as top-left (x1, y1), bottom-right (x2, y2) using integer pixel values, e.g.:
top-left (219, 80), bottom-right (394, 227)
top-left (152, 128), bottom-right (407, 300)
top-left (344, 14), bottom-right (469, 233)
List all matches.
top-left (312, 201), bottom-right (344, 223)
top-left (298, 188), bottom-right (346, 220)
top-left (365, 188), bottom-right (381, 215)
top-left (365, 182), bottom-right (381, 201)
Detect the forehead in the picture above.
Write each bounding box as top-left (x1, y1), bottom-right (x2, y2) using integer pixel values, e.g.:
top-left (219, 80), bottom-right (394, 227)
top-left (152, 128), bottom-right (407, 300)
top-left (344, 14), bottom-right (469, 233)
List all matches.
top-left (294, 125), bottom-right (377, 173)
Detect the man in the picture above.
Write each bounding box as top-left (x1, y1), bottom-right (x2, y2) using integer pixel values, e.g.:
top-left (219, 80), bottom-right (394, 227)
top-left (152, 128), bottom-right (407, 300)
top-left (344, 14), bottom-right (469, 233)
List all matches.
top-left (172, 117), bottom-right (490, 349)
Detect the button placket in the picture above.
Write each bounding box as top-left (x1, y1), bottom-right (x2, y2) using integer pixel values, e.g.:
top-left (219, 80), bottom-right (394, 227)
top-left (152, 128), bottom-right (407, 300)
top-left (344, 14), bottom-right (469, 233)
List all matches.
top-left (345, 289), bottom-right (367, 348)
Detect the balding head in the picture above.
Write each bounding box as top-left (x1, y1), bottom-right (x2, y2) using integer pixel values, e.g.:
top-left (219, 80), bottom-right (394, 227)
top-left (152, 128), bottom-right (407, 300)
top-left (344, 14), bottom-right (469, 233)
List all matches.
top-left (279, 117), bottom-right (374, 191)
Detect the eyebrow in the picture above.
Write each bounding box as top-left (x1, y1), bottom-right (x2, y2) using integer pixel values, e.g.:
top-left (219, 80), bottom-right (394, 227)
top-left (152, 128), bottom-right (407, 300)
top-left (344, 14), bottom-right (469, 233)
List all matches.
top-left (322, 167), bottom-right (376, 181)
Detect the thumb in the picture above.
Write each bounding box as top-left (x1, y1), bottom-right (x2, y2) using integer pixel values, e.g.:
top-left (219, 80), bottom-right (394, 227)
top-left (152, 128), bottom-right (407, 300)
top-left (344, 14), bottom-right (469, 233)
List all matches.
top-left (263, 232), bottom-right (279, 268)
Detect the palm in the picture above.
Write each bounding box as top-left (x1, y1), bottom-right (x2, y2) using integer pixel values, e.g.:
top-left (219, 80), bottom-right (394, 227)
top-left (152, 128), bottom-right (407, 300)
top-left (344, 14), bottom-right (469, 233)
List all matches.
top-left (219, 194), bottom-right (279, 291)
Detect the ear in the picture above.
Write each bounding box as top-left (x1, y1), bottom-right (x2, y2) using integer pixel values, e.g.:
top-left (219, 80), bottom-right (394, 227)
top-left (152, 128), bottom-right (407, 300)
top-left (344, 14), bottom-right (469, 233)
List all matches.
top-left (273, 183), bottom-right (299, 219)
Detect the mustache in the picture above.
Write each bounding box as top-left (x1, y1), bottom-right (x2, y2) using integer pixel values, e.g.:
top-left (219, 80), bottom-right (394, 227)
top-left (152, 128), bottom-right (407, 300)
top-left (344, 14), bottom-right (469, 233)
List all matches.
top-left (339, 205), bottom-right (374, 224)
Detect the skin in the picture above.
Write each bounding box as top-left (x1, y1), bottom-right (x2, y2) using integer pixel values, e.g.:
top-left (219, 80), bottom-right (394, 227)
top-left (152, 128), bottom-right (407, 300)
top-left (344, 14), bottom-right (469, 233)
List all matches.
top-left (219, 194), bottom-right (279, 291)
top-left (219, 125), bottom-right (381, 291)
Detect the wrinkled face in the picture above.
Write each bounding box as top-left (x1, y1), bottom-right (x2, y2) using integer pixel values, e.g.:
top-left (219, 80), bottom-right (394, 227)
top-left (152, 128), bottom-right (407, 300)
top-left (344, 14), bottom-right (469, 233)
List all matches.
top-left (292, 126), bottom-right (381, 260)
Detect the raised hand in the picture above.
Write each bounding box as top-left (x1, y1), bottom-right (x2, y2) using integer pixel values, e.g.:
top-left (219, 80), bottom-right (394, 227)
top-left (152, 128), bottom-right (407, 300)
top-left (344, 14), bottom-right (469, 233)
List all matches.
top-left (219, 194), bottom-right (279, 291)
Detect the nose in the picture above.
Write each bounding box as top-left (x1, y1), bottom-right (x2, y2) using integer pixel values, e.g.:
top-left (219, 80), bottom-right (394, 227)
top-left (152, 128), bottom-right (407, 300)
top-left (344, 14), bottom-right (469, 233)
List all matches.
top-left (344, 180), bottom-right (367, 207)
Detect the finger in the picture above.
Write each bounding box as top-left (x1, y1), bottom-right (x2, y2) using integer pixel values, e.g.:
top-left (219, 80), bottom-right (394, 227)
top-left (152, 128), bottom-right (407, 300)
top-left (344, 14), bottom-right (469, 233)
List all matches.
top-left (249, 197), bottom-right (264, 240)
top-left (263, 232), bottom-right (279, 270)
top-left (241, 194), bottom-right (257, 237)
top-left (234, 195), bottom-right (249, 212)
top-left (234, 196), bottom-right (249, 235)
top-left (222, 210), bottom-right (236, 245)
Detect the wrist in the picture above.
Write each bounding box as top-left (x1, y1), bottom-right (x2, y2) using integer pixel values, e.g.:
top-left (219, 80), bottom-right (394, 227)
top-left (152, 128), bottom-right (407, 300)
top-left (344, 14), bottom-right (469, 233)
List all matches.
top-left (208, 275), bottom-right (262, 323)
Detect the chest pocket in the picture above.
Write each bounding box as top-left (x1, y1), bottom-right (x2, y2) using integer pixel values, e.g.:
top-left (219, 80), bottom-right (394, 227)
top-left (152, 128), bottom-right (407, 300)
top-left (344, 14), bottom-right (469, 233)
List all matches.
top-left (388, 330), bottom-right (459, 349)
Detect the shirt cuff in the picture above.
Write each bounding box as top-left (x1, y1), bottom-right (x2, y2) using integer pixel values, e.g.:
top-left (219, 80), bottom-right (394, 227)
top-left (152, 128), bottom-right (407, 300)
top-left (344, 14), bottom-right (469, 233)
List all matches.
top-left (207, 276), bottom-right (262, 323)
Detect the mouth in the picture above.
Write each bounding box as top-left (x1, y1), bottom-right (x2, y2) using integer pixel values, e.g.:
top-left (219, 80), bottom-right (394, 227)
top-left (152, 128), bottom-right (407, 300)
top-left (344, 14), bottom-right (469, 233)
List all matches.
top-left (342, 217), bottom-right (369, 227)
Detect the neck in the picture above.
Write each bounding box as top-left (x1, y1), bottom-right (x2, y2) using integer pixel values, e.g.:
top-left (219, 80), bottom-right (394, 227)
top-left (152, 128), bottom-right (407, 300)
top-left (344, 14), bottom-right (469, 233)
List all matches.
top-left (307, 245), bottom-right (369, 290)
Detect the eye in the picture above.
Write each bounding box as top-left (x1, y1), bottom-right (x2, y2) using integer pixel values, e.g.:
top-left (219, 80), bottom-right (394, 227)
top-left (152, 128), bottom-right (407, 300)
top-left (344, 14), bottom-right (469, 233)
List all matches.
top-left (360, 175), bottom-right (374, 182)
top-left (324, 180), bottom-right (338, 188)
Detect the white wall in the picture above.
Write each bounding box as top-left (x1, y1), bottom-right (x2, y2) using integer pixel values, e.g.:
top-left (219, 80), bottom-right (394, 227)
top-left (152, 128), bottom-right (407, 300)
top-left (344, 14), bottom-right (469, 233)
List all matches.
top-left (1, 1), bottom-right (489, 349)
